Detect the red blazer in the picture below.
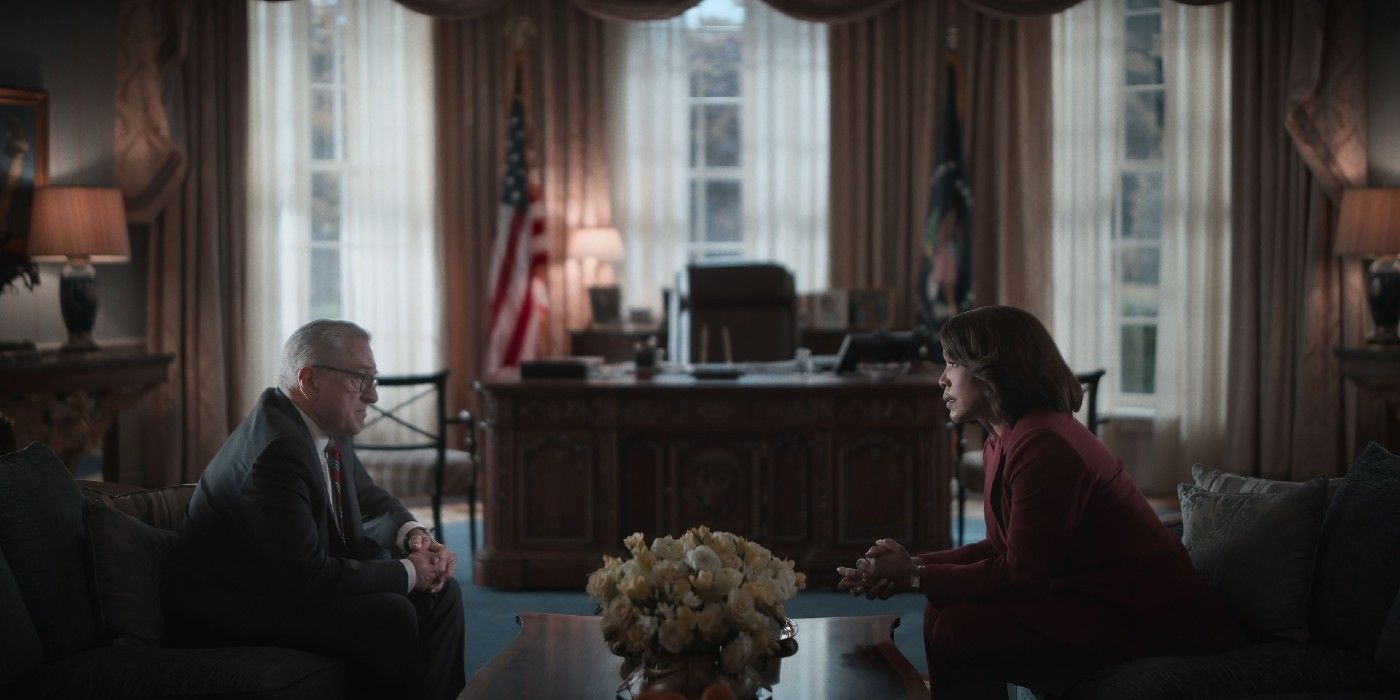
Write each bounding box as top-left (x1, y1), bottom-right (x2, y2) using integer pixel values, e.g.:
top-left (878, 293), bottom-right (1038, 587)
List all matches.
top-left (917, 411), bottom-right (1241, 649)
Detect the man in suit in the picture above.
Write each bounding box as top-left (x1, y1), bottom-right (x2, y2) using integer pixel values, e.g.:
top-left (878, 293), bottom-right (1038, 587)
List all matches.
top-left (164, 320), bottom-right (465, 699)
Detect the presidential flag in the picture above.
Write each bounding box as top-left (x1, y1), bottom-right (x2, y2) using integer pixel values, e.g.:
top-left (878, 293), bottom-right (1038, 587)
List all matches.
top-left (918, 43), bottom-right (973, 335)
top-left (486, 58), bottom-right (548, 373)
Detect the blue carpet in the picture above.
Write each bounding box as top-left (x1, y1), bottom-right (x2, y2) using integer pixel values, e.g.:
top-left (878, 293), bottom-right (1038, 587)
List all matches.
top-left (445, 514), bottom-right (987, 679)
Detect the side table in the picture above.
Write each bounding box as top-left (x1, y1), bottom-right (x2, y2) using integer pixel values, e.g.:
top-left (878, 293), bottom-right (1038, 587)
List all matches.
top-left (1334, 345), bottom-right (1400, 454)
top-left (0, 348), bottom-right (175, 480)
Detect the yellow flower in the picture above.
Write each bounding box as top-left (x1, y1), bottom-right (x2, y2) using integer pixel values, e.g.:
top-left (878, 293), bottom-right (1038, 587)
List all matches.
top-left (620, 572), bottom-right (653, 602)
top-left (695, 604), bottom-right (726, 641)
top-left (658, 617), bottom-right (694, 653)
top-left (624, 532), bottom-right (647, 554)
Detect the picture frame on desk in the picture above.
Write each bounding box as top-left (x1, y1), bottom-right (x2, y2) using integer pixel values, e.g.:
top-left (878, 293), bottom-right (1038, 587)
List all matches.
top-left (587, 285), bottom-right (621, 326)
top-left (849, 288), bottom-right (896, 331)
top-left (806, 289), bottom-right (848, 330)
top-left (0, 87), bottom-right (48, 280)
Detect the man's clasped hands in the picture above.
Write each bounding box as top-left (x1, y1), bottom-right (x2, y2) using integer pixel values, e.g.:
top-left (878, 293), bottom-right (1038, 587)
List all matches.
top-left (405, 528), bottom-right (456, 593)
top-left (836, 538), bottom-right (920, 600)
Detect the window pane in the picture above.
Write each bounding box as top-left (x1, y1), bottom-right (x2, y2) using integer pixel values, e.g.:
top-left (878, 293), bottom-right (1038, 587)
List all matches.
top-left (689, 32), bottom-right (740, 98)
top-left (686, 0), bottom-right (745, 27)
top-left (690, 106), bottom-right (700, 168)
top-left (1120, 324), bottom-right (1157, 394)
top-left (309, 247), bottom-right (341, 319)
top-left (1119, 246), bottom-right (1160, 317)
top-left (689, 179), bottom-right (701, 243)
top-left (1124, 0), bottom-right (1160, 11)
top-left (1120, 171), bottom-right (1162, 240)
top-left (311, 89), bottom-right (336, 160)
top-left (311, 172), bottom-right (341, 242)
top-left (1124, 13), bottom-right (1163, 86)
top-left (705, 180), bottom-right (741, 243)
top-left (309, 8), bottom-right (337, 83)
top-left (1124, 90), bottom-right (1163, 161)
top-left (703, 105), bottom-right (740, 167)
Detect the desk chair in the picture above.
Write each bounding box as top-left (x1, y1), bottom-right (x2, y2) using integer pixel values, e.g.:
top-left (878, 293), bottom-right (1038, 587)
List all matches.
top-left (354, 370), bottom-right (479, 555)
top-left (683, 263), bottom-right (798, 362)
top-left (953, 369), bottom-right (1107, 546)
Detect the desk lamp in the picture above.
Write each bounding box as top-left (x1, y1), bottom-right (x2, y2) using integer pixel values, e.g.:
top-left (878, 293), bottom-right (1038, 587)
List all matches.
top-left (570, 227), bottom-right (624, 326)
top-left (26, 186), bottom-right (129, 352)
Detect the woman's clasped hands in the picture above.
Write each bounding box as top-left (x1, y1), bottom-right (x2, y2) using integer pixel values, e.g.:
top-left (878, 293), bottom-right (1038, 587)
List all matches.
top-left (836, 538), bottom-right (917, 600)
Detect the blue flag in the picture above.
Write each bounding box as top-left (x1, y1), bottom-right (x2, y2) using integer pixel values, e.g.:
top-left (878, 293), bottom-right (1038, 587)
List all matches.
top-left (918, 48), bottom-right (973, 337)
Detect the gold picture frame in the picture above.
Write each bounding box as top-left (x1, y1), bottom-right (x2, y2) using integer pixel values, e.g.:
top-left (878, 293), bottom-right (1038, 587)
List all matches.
top-left (0, 87), bottom-right (49, 253)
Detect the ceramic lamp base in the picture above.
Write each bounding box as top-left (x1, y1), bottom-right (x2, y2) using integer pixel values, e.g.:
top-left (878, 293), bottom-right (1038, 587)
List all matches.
top-left (58, 259), bottom-right (101, 352)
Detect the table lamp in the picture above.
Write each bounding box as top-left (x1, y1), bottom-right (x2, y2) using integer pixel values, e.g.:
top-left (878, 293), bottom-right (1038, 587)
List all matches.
top-left (1335, 188), bottom-right (1400, 344)
top-left (569, 227), bottom-right (625, 326)
top-left (26, 186), bottom-right (130, 352)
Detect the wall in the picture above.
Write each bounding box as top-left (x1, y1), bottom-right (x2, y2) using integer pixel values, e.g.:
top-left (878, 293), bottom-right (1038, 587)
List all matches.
top-left (0, 0), bottom-right (146, 349)
top-left (1369, 0), bottom-right (1400, 186)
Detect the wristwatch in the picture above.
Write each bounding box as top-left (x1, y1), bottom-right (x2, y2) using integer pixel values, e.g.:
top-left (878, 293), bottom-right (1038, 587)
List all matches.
top-left (909, 564), bottom-right (922, 591)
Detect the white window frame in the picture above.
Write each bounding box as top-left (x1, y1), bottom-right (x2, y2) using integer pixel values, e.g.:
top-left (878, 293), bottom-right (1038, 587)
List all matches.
top-left (685, 10), bottom-right (745, 263)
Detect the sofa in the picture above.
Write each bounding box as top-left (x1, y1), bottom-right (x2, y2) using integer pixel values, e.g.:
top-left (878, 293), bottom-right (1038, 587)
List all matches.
top-left (1034, 442), bottom-right (1400, 699)
top-left (1, 442), bottom-right (351, 699)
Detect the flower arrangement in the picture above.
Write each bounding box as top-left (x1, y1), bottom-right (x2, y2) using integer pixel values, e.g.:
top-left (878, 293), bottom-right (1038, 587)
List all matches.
top-left (588, 526), bottom-right (806, 674)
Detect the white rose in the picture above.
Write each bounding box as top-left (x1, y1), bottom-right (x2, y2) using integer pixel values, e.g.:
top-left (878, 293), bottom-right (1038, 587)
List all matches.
top-left (743, 542), bottom-right (771, 568)
top-left (681, 590), bottom-right (703, 610)
top-left (709, 531), bottom-right (737, 556)
top-left (695, 604), bottom-right (726, 641)
top-left (651, 535), bottom-right (685, 561)
top-left (684, 545), bottom-right (721, 573)
top-left (586, 566), bottom-right (618, 601)
top-left (720, 632), bottom-right (755, 673)
top-left (712, 568), bottom-right (744, 597)
top-left (624, 532), bottom-right (647, 554)
top-left (620, 571), bottom-right (653, 601)
top-left (657, 618), bottom-right (694, 653)
top-left (654, 559), bottom-right (687, 582)
top-left (743, 579), bottom-right (778, 608)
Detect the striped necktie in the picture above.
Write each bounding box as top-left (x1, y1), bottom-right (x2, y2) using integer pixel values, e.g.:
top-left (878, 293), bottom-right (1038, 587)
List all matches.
top-left (324, 439), bottom-right (347, 539)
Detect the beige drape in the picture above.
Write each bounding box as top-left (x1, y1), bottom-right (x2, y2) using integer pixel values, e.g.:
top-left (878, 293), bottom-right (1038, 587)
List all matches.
top-left (116, 0), bottom-right (248, 486)
top-left (436, 1), bottom-right (611, 416)
top-left (1223, 0), bottom-right (1368, 480)
top-left (828, 2), bottom-right (1050, 324)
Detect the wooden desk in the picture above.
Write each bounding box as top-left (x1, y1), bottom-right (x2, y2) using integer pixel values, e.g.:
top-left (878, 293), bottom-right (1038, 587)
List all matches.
top-left (0, 348), bottom-right (175, 480)
top-left (462, 613), bottom-right (927, 699)
top-left (475, 369), bottom-right (950, 589)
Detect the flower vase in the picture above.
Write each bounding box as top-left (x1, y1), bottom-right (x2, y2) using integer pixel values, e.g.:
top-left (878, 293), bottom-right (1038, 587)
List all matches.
top-left (620, 652), bottom-right (761, 699)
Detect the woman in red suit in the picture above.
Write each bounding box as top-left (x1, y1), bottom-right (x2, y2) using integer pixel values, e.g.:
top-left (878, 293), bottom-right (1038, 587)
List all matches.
top-left (838, 306), bottom-right (1243, 698)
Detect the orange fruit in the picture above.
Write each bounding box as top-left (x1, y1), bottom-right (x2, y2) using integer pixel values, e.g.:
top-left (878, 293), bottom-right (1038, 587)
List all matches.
top-left (701, 682), bottom-right (737, 700)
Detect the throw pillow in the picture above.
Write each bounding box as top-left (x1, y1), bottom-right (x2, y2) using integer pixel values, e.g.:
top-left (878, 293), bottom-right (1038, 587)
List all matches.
top-left (1311, 442), bottom-right (1400, 658)
top-left (0, 545), bottom-right (44, 685)
top-left (1191, 463), bottom-right (1344, 502)
top-left (0, 443), bottom-right (98, 659)
top-left (1178, 475), bottom-right (1329, 641)
top-left (84, 498), bottom-right (177, 645)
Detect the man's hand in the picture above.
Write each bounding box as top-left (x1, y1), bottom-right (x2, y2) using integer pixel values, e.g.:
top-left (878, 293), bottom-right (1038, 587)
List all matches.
top-left (404, 529), bottom-right (457, 593)
top-left (406, 548), bottom-right (449, 592)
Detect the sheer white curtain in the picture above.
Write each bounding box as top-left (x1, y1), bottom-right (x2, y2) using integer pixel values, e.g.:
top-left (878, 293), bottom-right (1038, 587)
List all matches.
top-left (1150, 2), bottom-right (1231, 489)
top-left (607, 4), bottom-right (829, 314)
top-left (1052, 0), bottom-right (1231, 491)
top-left (606, 18), bottom-right (691, 315)
top-left (741, 2), bottom-right (829, 293)
top-left (1051, 0), bottom-right (1121, 409)
top-left (247, 0), bottom-right (438, 412)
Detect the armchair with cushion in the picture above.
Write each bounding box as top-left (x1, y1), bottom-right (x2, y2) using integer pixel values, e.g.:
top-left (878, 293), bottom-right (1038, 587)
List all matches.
top-left (1, 443), bottom-right (350, 698)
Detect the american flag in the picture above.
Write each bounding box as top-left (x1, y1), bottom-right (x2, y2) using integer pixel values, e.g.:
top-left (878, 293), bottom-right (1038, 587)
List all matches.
top-left (486, 64), bottom-right (548, 373)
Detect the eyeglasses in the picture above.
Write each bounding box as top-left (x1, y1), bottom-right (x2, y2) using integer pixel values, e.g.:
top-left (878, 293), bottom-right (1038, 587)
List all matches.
top-left (313, 364), bottom-right (379, 393)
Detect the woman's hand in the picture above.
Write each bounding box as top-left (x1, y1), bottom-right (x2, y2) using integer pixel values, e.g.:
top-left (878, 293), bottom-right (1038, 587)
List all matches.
top-left (858, 539), bottom-right (915, 592)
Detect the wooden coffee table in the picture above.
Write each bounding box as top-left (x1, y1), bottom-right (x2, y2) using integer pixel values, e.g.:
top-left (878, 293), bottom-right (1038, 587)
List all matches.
top-left (462, 613), bottom-right (927, 699)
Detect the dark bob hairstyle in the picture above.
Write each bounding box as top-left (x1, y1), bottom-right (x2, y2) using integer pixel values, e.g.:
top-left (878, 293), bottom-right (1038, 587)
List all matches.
top-left (938, 305), bottom-right (1082, 427)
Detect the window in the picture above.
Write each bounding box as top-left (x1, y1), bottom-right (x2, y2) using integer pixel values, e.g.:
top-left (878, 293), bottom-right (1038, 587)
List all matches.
top-left (247, 0), bottom-right (439, 403)
top-left (608, 0), bottom-right (828, 314)
top-left (1118, 0), bottom-right (1164, 397)
top-left (686, 0), bottom-right (745, 262)
top-left (308, 0), bottom-right (347, 320)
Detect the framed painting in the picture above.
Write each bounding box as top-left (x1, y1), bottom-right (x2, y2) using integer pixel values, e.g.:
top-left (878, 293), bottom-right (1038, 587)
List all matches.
top-left (849, 287), bottom-right (896, 331)
top-left (0, 87), bottom-right (48, 254)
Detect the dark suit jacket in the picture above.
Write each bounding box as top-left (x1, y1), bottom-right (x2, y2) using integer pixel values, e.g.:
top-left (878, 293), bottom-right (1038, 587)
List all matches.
top-left (168, 388), bottom-right (413, 605)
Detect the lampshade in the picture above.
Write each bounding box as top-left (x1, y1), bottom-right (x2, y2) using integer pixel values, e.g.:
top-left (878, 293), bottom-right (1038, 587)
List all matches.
top-left (1335, 188), bottom-right (1400, 257)
top-left (27, 186), bottom-right (130, 263)
top-left (568, 227), bottom-right (624, 262)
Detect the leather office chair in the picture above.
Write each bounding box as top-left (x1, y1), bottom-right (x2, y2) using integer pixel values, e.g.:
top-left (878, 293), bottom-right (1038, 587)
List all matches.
top-left (354, 370), bottom-right (479, 556)
top-left (682, 263), bottom-right (798, 362)
top-left (953, 369), bottom-right (1107, 546)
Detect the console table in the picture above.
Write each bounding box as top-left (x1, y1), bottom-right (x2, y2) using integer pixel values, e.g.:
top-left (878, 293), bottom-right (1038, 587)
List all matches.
top-left (0, 348), bottom-right (175, 480)
top-left (474, 369), bottom-right (950, 589)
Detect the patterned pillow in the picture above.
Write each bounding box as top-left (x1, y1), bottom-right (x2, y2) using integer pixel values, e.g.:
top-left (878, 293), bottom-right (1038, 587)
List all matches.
top-left (1178, 476), bottom-right (1329, 642)
top-left (1191, 463), bottom-right (1342, 502)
